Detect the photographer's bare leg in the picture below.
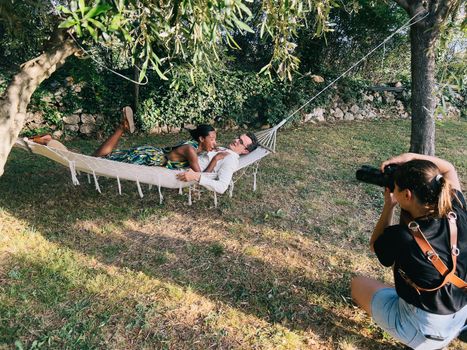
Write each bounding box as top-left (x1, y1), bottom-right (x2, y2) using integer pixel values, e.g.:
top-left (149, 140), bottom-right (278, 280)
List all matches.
top-left (93, 107), bottom-right (134, 157)
top-left (351, 275), bottom-right (391, 316)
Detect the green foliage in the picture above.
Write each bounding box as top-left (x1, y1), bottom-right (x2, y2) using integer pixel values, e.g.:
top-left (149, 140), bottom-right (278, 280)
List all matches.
top-left (53, 0), bottom-right (338, 83)
top-left (208, 243), bottom-right (225, 257)
top-left (20, 128), bottom-right (53, 138)
top-left (0, 1), bottom-right (55, 66)
top-left (295, 1), bottom-right (410, 82)
top-left (335, 77), bottom-right (368, 103)
top-left (26, 56), bottom-right (135, 134)
top-left (2, 0), bottom-right (463, 138)
top-left (31, 92), bottom-right (63, 123)
top-left (137, 68), bottom-right (339, 130)
top-left (436, 18), bottom-right (466, 120)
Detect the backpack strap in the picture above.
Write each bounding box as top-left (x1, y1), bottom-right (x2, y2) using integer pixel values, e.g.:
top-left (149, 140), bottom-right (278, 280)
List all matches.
top-left (400, 212), bottom-right (467, 293)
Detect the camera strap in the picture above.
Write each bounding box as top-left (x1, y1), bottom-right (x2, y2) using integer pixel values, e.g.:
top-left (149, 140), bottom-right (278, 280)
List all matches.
top-left (399, 211), bottom-right (467, 294)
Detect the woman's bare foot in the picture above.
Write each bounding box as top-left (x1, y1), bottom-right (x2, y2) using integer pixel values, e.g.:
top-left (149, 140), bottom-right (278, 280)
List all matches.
top-left (30, 134), bottom-right (52, 145)
top-left (121, 106), bottom-right (134, 133)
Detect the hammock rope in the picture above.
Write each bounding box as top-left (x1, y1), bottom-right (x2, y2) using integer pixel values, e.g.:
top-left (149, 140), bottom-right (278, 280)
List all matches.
top-left (117, 176), bottom-right (122, 195)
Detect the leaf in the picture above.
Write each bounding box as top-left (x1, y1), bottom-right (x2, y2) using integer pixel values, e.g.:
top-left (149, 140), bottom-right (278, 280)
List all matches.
top-left (232, 16), bottom-right (254, 33)
top-left (139, 58), bottom-right (149, 82)
top-left (85, 4), bottom-right (112, 19)
top-left (189, 69), bottom-right (195, 84)
top-left (154, 64), bottom-right (169, 81)
top-left (86, 23), bottom-right (98, 41)
top-left (75, 23), bottom-right (83, 36)
top-left (260, 17), bottom-right (267, 38)
top-left (79, 0), bottom-right (86, 16)
top-left (225, 32), bottom-right (240, 49)
top-left (14, 340), bottom-right (24, 350)
top-left (237, 2), bottom-right (252, 17)
top-left (88, 18), bottom-right (106, 31)
top-left (121, 28), bottom-right (132, 42)
top-left (58, 18), bottom-right (78, 29)
top-left (109, 14), bottom-right (122, 31)
top-left (56, 5), bottom-right (72, 14)
top-left (71, 11), bottom-right (80, 23)
top-left (258, 63), bottom-right (271, 75)
top-left (151, 52), bottom-right (162, 65)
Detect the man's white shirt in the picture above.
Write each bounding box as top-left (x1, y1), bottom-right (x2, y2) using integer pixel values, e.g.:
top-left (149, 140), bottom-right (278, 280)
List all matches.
top-left (197, 148), bottom-right (239, 194)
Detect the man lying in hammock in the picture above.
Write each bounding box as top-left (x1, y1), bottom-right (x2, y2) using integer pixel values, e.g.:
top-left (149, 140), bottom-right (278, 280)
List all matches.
top-left (176, 132), bottom-right (258, 194)
top-left (93, 107), bottom-right (223, 172)
top-left (32, 107), bottom-right (221, 173)
top-left (93, 109), bottom-right (259, 194)
top-left (31, 106), bottom-right (259, 194)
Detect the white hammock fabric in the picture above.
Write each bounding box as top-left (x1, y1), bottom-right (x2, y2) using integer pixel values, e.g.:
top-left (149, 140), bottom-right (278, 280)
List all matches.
top-left (14, 131), bottom-right (274, 205)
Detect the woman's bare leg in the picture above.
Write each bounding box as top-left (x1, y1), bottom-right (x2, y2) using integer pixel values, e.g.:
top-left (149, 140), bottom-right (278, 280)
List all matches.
top-left (93, 107), bottom-right (133, 157)
top-left (31, 135), bottom-right (52, 145)
top-left (93, 125), bottom-right (125, 157)
top-left (351, 275), bottom-right (392, 316)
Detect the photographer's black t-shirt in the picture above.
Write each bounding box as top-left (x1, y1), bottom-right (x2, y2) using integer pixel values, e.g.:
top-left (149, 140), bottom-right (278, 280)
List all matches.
top-left (374, 190), bottom-right (467, 315)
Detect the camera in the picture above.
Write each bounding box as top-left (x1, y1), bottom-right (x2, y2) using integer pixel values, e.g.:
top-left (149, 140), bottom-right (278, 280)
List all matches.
top-left (355, 164), bottom-right (399, 192)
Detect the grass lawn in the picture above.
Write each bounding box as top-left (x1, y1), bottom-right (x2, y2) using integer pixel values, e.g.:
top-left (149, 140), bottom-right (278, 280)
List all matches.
top-left (1, 119), bottom-right (466, 350)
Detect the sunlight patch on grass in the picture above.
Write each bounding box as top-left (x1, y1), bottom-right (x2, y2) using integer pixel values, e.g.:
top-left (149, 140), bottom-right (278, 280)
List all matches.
top-left (1, 218), bottom-right (316, 349)
top-left (1, 119), bottom-right (465, 349)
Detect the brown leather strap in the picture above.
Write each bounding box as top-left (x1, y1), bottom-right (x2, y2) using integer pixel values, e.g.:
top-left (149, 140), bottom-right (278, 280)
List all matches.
top-left (402, 212), bottom-right (467, 293)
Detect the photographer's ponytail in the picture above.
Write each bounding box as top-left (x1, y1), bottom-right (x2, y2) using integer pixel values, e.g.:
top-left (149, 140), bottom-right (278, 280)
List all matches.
top-left (436, 176), bottom-right (453, 217)
top-left (394, 160), bottom-right (454, 218)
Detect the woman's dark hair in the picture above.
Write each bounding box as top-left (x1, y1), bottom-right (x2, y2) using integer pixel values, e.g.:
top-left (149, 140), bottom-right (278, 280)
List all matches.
top-left (394, 159), bottom-right (452, 217)
top-left (188, 124), bottom-right (215, 141)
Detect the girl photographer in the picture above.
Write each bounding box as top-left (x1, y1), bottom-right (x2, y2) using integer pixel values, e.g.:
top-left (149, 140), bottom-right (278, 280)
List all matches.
top-left (351, 153), bottom-right (466, 349)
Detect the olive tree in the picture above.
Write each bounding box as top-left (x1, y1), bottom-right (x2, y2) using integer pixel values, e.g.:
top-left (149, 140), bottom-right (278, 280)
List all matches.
top-left (0, 0), bottom-right (335, 176)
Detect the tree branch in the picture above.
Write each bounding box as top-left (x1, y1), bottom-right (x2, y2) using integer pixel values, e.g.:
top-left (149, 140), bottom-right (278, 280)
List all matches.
top-left (434, 0), bottom-right (457, 24)
top-left (393, 0), bottom-right (410, 12)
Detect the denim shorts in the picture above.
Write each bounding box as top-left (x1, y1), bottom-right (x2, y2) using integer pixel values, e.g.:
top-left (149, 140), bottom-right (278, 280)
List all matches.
top-left (371, 288), bottom-right (467, 350)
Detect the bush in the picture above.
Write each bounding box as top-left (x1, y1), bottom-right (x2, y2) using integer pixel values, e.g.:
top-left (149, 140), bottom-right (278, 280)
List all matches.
top-left (137, 69), bottom-right (340, 130)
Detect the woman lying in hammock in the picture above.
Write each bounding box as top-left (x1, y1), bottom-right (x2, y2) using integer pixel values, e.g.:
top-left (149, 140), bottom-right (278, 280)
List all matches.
top-left (31, 106), bottom-right (225, 173)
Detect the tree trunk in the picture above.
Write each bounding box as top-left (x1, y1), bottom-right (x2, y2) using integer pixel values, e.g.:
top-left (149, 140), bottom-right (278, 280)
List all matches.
top-left (0, 29), bottom-right (78, 176)
top-left (409, 16), bottom-right (438, 155)
top-left (393, 0), bottom-right (459, 155)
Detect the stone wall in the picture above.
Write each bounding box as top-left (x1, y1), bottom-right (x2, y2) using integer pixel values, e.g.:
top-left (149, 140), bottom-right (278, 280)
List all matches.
top-left (300, 89), bottom-right (411, 125)
top-left (23, 80), bottom-right (463, 139)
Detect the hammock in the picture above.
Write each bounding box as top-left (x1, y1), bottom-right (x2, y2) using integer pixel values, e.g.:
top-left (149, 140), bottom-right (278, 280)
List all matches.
top-left (14, 126), bottom-right (277, 206)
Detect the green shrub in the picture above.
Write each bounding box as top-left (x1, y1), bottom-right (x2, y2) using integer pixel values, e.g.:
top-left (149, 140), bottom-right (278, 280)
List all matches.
top-left (137, 69), bottom-right (340, 130)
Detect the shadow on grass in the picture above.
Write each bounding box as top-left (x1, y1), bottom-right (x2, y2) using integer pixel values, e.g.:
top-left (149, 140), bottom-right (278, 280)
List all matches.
top-left (1, 169), bottom-right (399, 349)
top-left (2, 119), bottom-right (443, 349)
top-left (0, 254), bottom-right (257, 350)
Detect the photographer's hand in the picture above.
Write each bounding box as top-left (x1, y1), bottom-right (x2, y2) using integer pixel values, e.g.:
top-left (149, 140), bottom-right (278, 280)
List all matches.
top-left (380, 153), bottom-right (414, 172)
top-left (383, 187), bottom-right (398, 208)
top-left (370, 188), bottom-right (397, 252)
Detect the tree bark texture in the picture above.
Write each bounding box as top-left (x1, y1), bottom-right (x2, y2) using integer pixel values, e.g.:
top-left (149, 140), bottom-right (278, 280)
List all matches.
top-left (395, 0), bottom-right (459, 155)
top-left (0, 30), bottom-right (78, 176)
top-left (409, 15), bottom-right (437, 155)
